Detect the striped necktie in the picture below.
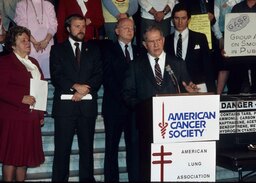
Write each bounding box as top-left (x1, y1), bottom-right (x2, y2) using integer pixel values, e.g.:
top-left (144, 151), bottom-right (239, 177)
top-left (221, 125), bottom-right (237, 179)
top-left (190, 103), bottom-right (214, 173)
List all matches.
top-left (154, 57), bottom-right (162, 86)
top-left (176, 33), bottom-right (182, 60)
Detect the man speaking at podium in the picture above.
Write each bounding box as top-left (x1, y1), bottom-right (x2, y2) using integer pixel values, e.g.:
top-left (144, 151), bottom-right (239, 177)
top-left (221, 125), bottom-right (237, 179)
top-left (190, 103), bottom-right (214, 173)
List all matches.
top-left (123, 25), bottom-right (199, 181)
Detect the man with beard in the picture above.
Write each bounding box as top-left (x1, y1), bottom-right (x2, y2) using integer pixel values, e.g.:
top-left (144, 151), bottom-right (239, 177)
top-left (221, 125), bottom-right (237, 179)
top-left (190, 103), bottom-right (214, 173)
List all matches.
top-left (50, 14), bottom-right (102, 181)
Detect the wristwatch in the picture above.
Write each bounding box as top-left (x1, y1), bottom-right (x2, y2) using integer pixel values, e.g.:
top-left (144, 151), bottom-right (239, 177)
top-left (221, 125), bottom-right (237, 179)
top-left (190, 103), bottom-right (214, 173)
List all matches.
top-left (163, 9), bottom-right (168, 15)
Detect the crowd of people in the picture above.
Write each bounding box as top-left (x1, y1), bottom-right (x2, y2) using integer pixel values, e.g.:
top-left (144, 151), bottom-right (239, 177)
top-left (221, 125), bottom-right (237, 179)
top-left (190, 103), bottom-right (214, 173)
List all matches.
top-left (0, 0), bottom-right (256, 182)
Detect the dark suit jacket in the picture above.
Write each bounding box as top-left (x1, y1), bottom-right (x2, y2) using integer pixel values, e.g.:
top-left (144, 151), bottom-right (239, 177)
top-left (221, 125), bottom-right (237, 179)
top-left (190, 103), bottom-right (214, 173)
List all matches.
top-left (50, 40), bottom-right (102, 117)
top-left (102, 41), bottom-right (140, 117)
top-left (123, 52), bottom-right (191, 109)
top-left (164, 30), bottom-right (216, 92)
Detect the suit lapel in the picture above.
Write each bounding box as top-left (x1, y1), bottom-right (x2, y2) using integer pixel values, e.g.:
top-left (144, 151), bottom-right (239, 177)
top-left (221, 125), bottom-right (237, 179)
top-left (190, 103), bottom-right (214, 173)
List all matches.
top-left (113, 42), bottom-right (128, 72)
top-left (141, 55), bottom-right (159, 88)
top-left (80, 42), bottom-right (88, 67)
top-left (11, 53), bottom-right (32, 78)
top-left (63, 40), bottom-right (78, 71)
top-left (161, 54), bottom-right (171, 88)
top-left (170, 34), bottom-right (176, 55)
top-left (186, 30), bottom-right (194, 61)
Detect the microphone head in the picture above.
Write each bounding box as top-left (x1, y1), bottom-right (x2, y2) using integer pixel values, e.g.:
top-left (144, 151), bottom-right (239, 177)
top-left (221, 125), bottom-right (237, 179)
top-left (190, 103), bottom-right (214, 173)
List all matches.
top-left (165, 65), bottom-right (173, 74)
top-left (165, 65), bottom-right (171, 72)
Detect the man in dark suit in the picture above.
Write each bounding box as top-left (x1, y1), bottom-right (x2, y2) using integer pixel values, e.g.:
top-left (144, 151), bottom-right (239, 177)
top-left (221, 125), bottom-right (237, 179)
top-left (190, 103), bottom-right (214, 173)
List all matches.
top-left (50, 14), bottom-right (102, 181)
top-left (102, 18), bottom-right (140, 182)
top-left (164, 3), bottom-right (216, 93)
top-left (123, 25), bottom-right (199, 181)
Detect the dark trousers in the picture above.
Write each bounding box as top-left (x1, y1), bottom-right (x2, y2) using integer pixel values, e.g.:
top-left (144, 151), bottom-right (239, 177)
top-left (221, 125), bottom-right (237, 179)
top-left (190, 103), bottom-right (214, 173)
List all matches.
top-left (103, 114), bottom-right (139, 182)
top-left (52, 115), bottom-right (96, 182)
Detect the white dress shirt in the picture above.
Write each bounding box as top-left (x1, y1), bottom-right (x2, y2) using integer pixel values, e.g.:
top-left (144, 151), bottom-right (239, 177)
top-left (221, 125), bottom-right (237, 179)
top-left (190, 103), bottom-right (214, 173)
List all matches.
top-left (118, 40), bottom-right (134, 60)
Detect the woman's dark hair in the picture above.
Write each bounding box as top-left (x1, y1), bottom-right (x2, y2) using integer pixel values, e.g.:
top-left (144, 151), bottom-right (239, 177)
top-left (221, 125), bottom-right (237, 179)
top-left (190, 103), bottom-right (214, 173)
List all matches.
top-left (5, 26), bottom-right (31, 51)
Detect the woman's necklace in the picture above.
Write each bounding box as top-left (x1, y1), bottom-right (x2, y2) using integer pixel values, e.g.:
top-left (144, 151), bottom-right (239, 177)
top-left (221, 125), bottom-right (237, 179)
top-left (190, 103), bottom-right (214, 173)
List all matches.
top-left (30, 0), bottom-right (44, 24)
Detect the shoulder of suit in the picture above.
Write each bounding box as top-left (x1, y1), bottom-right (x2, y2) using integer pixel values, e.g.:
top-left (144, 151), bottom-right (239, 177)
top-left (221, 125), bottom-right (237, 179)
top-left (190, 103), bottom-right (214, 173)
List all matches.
top-left (50, 42), bottom-right (66, 51)
top-left (0, 54), bottom-right (12, 66)
top-left (165, 33), bottom-right (174, 39)
top-left (189, 29), bottom-right (206, 37)
top-left (166, 53), bottom-right (180, 63)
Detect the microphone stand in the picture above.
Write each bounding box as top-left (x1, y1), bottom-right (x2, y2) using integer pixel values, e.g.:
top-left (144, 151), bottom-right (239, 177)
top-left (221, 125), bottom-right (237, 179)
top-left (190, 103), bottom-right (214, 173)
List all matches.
top-left (165, 65), bottom-right (181, 94)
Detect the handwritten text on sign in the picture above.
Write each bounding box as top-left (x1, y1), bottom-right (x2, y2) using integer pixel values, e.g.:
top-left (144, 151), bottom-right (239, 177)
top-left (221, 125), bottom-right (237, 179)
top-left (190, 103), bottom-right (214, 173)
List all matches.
top-left (224, 13), bottom-right (256, 57)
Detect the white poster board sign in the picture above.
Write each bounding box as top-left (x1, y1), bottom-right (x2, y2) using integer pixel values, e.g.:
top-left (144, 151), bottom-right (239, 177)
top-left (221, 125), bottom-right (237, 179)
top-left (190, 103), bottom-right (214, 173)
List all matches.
top-left (153, 95), bottom-right (220, 143)
top-left (151, 141), bottom-right (216, 182)
top-left (220, 98), bottom-right (256, 134)
top-left (224, 13), bottom-right (256, 57)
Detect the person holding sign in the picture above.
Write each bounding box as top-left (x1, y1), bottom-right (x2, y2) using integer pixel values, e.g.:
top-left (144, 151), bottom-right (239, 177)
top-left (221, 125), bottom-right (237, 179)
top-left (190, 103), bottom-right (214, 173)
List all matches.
top-left (217, 0), bottom-right (256, 94)
top-left (164, 3), bottom-right (216, 93)
top-left (123, 25), bottom-right (199, 181)
top-left (0, 26), bottom-right (45, 181)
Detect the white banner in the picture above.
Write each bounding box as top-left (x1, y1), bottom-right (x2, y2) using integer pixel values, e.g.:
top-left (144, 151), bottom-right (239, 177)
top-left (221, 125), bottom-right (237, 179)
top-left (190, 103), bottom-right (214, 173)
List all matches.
top-left (220, 99), bottom-right (256, 134)
top-left (153, 95), bottom-right (220, 143)
top-left (151, 141), bottom-right (216, 182)
top-left (224, 13), bottom-right (256, 57)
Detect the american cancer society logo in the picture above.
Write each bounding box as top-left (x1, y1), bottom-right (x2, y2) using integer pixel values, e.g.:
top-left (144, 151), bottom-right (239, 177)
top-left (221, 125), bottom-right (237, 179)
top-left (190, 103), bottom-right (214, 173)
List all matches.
top-left (158, 102), bottom-right (216, 139)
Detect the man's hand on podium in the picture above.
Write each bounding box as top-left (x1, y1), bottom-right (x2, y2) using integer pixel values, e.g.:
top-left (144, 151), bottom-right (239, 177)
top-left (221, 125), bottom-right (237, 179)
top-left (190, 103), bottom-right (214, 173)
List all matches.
top-left (182, 81), bottom-right (199, 93)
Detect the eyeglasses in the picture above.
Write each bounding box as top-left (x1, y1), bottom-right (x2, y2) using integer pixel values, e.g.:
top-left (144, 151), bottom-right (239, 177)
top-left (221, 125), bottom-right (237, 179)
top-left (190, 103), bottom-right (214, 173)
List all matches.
top-left (118, 26), bottom-right (135, 31)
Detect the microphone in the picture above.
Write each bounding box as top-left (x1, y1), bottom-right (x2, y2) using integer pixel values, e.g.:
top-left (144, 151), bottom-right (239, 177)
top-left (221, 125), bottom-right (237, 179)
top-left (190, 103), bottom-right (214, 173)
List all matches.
top-left (165, 65), bottom-right (180, 93)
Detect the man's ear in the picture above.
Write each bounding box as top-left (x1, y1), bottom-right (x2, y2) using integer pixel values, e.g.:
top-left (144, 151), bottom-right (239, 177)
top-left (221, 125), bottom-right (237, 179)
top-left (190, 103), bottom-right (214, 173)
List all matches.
top-left (142, 41), bottom-right (147, 49)
top-left (171, 18), bottom-right (174, 26)
top-left (188, 17), bottom-right (191, 24)
top-left (115, 28), bottom-right (119, 36)
top-left (66, 27), bottom-right (70, 33)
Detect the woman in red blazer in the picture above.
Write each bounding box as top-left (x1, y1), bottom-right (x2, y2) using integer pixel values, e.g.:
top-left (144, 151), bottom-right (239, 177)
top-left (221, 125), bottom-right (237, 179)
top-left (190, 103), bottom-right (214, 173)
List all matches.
top-left (0, 26), bottom-right (45, 181)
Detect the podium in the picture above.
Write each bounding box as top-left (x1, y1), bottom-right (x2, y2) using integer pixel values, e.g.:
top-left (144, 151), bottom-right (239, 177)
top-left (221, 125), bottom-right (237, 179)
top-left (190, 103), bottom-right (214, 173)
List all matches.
top-left (135, 94), bottom-right (220, 182)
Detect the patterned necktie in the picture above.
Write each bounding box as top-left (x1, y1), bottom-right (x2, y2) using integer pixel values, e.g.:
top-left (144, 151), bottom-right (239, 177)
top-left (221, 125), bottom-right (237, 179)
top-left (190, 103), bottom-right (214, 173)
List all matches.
top-left (154, 57), bottom-right (162, 86)
top-left (74, 42), bottom-right (81, 67)
top-left (176, 33), bottom-right (182, 60)
top-left (125, 44), bottom-right (131, 63)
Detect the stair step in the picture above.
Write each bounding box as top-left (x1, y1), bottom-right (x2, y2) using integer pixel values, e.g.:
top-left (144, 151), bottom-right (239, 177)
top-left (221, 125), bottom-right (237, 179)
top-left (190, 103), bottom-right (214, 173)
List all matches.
top-left (42, 116), bottom-right (105, 133)
top-left (43, 146), bottom-right (126, 156)
top-left (0, 168), bottom-right (128, 182)
top-left (42, 128), bottom-right (105, 136)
